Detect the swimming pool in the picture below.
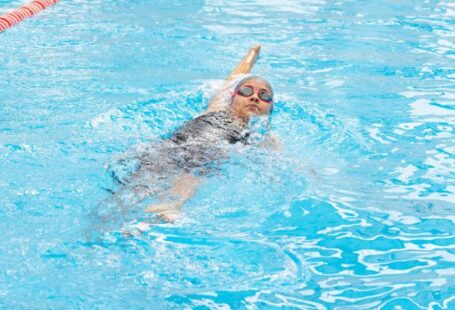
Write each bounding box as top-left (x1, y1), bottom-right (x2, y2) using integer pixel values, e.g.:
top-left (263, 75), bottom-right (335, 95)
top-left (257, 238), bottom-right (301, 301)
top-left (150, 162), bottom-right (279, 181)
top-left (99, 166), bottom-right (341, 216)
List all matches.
top-left (1, 0), bottom-right (454, 308)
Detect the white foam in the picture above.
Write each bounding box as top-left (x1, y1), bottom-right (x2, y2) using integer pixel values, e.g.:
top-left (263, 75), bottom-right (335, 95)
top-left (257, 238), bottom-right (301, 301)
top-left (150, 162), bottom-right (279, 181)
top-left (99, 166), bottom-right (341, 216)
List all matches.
top-left (410, 99), bottom-right (455, 117)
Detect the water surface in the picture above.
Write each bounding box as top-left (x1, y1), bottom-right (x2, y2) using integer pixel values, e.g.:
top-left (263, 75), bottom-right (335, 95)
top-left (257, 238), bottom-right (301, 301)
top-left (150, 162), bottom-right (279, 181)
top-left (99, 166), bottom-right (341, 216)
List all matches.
top-left (0, 0), bottom-right (454, 308)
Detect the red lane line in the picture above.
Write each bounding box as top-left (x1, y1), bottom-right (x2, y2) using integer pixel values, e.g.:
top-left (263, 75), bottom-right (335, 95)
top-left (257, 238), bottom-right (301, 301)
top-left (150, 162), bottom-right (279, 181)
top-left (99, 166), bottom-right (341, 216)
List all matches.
top-left (21, 7), bottom-right (36, 17)
top-left (24, 3), bottom-right (43, 15)
top-left (9, 11), bottom-right (26, 22)
top-left (4, 14), bottom-right (20, 25)
top-left (0, 17), bottom-right (12, 26)
top-left (0, 0), bottom-right (61, 33)
top-left (33, 1), bottom-right (46, 10)
top-left (0, 18), bottom-right (10, 32)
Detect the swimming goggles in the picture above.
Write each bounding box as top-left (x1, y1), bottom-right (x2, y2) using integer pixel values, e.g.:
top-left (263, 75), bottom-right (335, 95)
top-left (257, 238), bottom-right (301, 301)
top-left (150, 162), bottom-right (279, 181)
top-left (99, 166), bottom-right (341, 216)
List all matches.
top-left (235, 85), bottom-right (273, 103)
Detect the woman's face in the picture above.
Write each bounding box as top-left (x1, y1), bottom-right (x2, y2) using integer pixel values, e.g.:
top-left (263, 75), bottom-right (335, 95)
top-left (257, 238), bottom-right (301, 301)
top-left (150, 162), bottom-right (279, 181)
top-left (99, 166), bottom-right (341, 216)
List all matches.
top-left (231, 79), bottom-right (273, 120)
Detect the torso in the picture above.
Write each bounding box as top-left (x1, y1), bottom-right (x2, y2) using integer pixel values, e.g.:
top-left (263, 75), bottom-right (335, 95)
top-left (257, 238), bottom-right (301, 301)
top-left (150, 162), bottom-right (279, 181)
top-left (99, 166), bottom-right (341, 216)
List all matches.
top-left (170, 110), bottom-right (249, 146)
top-left (136, 110), bottom-right (249, 178)
top-left (111, 111), bottom-right (251, 189)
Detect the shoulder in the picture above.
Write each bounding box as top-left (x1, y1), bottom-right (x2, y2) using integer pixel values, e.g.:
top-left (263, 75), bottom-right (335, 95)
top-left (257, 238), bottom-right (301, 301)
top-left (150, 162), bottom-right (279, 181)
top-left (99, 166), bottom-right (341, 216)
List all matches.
top-left (199, 110), bottom-right (232, 122)
top-left (174, 111), bottom-right (228, 134)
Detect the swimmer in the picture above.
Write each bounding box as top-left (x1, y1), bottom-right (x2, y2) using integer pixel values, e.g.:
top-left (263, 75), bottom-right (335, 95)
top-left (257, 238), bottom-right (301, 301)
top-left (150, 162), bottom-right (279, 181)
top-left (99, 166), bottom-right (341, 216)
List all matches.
top-left (105, 45), bottom-right (279, 228)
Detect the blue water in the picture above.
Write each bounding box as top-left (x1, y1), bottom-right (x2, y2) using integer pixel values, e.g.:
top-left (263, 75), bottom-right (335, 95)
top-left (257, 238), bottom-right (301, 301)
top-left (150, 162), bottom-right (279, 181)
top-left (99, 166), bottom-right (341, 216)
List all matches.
top-left (1, 0), bottom-right (454, 308)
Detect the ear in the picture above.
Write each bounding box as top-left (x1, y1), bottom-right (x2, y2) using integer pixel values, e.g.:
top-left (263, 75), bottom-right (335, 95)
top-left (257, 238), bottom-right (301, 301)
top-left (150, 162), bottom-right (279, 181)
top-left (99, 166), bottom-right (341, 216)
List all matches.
top-left (230, 91), bottom-right (237, 105)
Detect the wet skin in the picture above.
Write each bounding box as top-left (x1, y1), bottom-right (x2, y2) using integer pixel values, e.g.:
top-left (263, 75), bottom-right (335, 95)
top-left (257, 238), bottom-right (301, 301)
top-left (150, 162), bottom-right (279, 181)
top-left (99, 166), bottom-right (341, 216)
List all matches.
top-left (231, 79), bottom-right (273, 121)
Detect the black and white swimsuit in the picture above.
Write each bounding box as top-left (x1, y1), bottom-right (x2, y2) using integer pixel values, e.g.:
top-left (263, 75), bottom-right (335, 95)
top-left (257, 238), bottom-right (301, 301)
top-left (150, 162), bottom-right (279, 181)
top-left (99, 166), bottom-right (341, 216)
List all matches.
top-left (171, 110), bottom-right (249, 145)
top-left (135, 110), bottom-right (249, 179)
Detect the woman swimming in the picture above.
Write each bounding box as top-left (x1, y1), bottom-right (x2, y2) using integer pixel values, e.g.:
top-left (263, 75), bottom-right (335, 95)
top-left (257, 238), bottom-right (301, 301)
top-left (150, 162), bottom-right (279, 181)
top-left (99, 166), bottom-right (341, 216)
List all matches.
top-left (106, 45), bottom-right (277, 225)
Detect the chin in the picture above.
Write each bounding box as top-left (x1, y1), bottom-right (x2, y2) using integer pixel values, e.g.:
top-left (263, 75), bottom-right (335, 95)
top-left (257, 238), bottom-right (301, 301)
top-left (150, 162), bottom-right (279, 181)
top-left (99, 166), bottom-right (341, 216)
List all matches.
top-left (245, 111), bottom-right (259, 118)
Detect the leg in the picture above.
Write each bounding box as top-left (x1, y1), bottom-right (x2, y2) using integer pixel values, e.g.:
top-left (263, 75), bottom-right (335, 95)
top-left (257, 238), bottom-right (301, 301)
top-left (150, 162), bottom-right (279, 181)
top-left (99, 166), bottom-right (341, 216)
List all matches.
top-left (90, 167), bottom-right (171, 235)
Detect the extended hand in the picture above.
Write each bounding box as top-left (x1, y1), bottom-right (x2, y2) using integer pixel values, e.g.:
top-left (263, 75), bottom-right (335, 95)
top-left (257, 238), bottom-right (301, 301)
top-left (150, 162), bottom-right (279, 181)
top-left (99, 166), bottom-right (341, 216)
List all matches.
top-left (145, 200), bottom-right (183, 223)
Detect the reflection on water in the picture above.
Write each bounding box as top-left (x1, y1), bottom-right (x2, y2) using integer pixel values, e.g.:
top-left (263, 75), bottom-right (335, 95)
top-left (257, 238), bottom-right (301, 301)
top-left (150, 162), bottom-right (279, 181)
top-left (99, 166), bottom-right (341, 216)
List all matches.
top-left (0, 0), bottom-right (454, 308)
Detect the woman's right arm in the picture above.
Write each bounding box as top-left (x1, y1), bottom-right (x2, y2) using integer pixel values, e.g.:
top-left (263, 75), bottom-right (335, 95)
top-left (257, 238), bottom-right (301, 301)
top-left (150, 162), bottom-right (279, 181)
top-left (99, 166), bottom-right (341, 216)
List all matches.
top-left (144, 173), bottom-right (201, 222)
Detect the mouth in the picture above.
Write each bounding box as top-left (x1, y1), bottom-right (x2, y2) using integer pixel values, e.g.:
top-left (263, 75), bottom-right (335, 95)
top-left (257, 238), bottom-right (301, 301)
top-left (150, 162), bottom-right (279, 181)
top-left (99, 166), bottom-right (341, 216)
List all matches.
top-left (245, 104), bottom-right (259, 112)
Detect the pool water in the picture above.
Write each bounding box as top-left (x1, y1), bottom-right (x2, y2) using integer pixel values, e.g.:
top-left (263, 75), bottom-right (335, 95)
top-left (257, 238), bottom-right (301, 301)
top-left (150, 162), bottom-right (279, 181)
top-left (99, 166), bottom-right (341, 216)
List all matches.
top-left (1, 0), bottom-right (454, 308)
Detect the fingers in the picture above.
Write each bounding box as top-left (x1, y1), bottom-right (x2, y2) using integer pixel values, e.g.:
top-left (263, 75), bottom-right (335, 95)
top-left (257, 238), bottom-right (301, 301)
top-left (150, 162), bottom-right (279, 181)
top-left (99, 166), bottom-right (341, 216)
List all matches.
top-left (145, 203), bottom-right (172, 213)
top-left (121, 221), bottom-right (152, 237)
top-left (251, 44), bottom-right (261, 54)
top-left (145, 200), bottom-right (181, 213)
top-left (157, 212), bottom-right (179, 223)
top-left (246, 45), bottom-right (261, 65)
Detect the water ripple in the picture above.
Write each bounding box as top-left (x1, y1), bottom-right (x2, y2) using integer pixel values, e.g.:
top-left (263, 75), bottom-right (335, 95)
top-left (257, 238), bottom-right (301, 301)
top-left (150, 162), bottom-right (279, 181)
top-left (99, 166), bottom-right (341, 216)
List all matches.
top-left (1, 0), bottom-right (455, 308)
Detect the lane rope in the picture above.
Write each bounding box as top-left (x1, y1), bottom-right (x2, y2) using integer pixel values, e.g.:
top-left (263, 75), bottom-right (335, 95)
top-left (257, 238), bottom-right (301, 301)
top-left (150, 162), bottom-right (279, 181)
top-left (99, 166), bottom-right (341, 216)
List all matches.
top-left (0, 0), bottom-right (60, 33)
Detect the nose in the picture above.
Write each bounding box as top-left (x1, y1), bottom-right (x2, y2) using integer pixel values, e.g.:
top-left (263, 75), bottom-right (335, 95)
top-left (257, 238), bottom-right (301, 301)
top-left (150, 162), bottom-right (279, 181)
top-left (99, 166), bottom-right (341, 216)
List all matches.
top-left (249, 93), bottom-right (260, 103)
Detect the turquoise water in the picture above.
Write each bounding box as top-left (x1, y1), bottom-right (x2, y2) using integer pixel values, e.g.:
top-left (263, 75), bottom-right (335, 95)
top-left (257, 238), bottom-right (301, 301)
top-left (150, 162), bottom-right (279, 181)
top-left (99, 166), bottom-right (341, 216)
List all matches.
top-left (1, 0), bottom-right (454, 308)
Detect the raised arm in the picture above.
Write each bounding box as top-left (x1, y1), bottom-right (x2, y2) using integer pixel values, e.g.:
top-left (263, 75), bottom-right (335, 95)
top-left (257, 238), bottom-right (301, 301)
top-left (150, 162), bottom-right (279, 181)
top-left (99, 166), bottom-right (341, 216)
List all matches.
top-left (206, 45), bottom-right (262, 112)
top-left (226, 44), bottom-right (261, 81)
